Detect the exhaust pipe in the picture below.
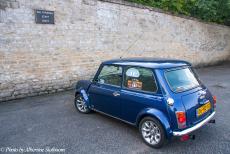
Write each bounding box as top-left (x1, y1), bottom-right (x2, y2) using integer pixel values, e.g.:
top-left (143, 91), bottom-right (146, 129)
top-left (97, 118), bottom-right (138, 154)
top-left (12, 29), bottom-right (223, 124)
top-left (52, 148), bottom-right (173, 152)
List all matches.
top-left (209, 119), bottom-right (215, 124)
top-left (190, 134), bottom-right (195, 140)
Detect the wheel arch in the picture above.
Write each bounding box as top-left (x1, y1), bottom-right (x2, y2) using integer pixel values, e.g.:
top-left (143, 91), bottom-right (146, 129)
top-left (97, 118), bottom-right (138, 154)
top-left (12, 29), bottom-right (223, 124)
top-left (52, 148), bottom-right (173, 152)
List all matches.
top-left (75, 88), bottom-right (90, 107)
top-left (75, 91), bottom-right (80, 97)
top-left (136, 108), bottom-right (173, 138)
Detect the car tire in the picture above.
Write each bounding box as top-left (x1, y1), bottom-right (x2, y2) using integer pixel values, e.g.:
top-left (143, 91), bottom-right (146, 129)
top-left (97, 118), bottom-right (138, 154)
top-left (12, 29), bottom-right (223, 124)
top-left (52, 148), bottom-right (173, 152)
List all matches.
top-left (139, 116), bottom-right (166, 148)
top-left (74, 94), bottom-right (90, 114)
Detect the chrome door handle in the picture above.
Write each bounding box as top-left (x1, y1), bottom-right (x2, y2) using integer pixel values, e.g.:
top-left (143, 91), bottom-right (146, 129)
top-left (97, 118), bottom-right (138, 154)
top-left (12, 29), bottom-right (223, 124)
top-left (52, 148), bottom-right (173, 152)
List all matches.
top-left (113, 92), bottom-right (120, 97)
top-left (198, 90), bottom-right (206, 96)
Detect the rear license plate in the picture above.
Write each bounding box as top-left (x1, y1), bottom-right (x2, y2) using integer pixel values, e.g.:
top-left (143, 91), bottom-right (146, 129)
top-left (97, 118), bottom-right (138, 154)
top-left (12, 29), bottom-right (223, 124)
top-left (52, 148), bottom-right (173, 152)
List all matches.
top-left (196, 101), bottom-right (211, 117)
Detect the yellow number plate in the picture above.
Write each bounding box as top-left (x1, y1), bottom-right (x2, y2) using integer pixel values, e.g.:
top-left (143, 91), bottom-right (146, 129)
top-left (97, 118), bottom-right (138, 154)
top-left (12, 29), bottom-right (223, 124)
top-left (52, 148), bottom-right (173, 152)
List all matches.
top-left (197, 102), bottom-right (211, 117)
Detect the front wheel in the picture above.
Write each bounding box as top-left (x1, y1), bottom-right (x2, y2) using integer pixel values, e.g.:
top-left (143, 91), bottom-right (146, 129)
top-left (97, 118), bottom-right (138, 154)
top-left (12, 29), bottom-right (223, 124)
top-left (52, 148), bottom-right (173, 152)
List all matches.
top-left (74, 94), bottom-right (90, 113)
top-left (139, 116), bottom-right (166, 148)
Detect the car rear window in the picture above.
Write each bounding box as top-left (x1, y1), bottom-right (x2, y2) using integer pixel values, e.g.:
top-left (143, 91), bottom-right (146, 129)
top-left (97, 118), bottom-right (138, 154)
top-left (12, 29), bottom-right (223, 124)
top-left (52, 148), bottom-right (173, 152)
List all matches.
top-left (165, 67), bottom-right (200, 92)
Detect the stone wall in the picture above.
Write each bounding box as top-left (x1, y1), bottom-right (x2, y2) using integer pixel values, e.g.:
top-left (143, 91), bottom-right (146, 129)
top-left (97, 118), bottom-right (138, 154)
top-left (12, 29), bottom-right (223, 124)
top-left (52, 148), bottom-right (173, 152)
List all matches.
top-left (0, 0), bottom-right (230, 101)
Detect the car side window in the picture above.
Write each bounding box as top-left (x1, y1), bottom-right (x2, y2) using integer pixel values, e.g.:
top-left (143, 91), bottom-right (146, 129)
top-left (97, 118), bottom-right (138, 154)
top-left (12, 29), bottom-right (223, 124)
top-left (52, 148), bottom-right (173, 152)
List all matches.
top-left (97, 65), bottom-right (122, 87)
top-left (124, 67), bottom-right (157, 93)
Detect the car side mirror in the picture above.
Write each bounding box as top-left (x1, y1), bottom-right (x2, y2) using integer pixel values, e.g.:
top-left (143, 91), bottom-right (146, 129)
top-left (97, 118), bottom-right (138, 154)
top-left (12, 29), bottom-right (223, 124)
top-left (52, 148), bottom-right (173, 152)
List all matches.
top-left (118, 74), bottom-right (122, 77)
top-left (93, 79), bottom-right (98, 83)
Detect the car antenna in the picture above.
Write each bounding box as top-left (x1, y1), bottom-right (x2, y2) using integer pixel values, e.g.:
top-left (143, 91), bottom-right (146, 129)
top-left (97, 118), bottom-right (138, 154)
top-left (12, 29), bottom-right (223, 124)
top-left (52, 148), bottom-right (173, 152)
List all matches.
top-left (120, 32), bottom-right (144, 59)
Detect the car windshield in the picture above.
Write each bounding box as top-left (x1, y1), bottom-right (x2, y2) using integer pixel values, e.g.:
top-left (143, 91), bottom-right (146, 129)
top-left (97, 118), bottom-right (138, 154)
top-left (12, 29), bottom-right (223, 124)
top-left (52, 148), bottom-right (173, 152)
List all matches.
top-left (165, 67), bottom-right (200, 92)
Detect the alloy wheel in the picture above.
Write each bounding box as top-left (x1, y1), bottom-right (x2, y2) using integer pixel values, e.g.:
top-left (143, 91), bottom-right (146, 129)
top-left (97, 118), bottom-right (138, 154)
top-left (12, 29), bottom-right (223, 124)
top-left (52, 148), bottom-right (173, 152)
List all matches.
top-left (141, 120), bottom-right (161, 145)
top-left (75, 95), bottom-right (89, 113)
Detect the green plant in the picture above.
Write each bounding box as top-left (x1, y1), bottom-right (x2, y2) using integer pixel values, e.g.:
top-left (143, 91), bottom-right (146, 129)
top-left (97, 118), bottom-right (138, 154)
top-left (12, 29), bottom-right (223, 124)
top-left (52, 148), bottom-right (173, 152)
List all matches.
top-left (127, 0), bottom-right (230, 26)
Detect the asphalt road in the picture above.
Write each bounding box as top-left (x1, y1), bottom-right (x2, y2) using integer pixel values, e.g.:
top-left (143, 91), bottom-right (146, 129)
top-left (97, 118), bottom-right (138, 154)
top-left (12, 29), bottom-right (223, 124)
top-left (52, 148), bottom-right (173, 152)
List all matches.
top-left (0, 62), bottom-right (230, 154)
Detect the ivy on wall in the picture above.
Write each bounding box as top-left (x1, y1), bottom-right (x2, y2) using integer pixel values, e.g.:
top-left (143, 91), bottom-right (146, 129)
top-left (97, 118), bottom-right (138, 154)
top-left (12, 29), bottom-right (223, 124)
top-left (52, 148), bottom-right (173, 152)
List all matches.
top-left (127, 0), bottom-right (230, 26)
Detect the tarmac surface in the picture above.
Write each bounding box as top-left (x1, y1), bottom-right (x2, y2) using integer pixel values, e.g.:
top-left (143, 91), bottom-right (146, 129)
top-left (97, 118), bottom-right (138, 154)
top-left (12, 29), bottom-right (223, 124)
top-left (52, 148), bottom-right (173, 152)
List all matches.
top-left (0, 62), bottom-right (230, 154)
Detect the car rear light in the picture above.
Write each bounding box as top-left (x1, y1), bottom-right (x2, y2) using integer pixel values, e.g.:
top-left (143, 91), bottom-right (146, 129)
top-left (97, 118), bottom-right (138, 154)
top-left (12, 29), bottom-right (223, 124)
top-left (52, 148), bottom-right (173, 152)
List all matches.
top-left (213, 96), bottom-right (216, 108)
top-left (180, 134), bottom-right (195, 141)
top-left (180, 134), bottom-right (190, 141)
top-left (176, 111), bottom-right (186, 129)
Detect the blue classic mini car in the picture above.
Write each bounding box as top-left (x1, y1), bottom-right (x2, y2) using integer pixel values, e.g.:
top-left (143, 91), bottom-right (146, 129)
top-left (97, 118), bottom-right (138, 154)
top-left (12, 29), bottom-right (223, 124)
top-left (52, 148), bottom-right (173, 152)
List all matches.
top-left (74, 58), bottom-right (216, 148)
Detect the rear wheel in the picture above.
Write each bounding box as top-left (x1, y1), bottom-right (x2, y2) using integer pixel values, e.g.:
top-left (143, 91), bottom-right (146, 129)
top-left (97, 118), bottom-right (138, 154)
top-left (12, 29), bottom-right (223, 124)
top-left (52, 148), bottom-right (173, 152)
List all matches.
top-left (139, 116), bottom-right (166, 148)
top-left (74, 94), bottom-right (90, 113)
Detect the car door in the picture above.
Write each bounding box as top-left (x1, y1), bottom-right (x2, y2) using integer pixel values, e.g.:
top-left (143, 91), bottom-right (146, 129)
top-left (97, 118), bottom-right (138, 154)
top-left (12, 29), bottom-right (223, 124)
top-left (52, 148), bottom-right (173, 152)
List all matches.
top-left (119, 66), bottom-right (165, 124)
top-left (88, 65), bottom-right (122, 118)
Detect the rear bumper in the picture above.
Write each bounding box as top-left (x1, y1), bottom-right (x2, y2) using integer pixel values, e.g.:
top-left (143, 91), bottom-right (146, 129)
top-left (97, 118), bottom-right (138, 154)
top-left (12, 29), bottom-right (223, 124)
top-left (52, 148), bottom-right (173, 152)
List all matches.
top-left (173, 111), bottom-right (215, 136)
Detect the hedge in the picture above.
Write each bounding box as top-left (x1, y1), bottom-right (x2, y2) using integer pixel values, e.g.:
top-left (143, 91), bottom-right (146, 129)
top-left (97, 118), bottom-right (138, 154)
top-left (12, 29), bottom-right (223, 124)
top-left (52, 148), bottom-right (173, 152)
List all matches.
top-left (127, 0), bottom-right (230, 26)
